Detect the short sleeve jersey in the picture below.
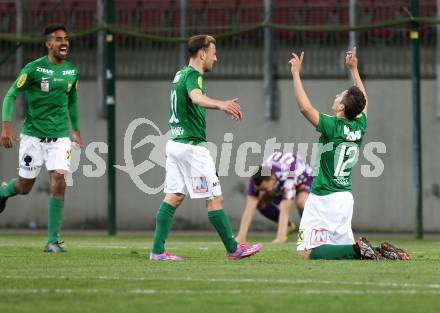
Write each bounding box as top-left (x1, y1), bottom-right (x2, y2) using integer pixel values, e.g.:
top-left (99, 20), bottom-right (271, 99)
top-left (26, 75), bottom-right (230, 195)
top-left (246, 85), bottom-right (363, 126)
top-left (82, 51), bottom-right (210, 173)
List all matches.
top-left (169, 66), bottom-right (207, 145)
top-left (311, 112), bottom-right (367, 195)
top-left (4, 56), bottom-right (78, 138)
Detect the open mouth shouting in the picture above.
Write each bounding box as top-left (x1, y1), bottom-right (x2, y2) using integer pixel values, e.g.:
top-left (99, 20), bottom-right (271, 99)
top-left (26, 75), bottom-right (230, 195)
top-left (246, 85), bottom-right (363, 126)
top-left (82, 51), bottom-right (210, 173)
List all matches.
top-left (59, 45), bottom-right (69, 58)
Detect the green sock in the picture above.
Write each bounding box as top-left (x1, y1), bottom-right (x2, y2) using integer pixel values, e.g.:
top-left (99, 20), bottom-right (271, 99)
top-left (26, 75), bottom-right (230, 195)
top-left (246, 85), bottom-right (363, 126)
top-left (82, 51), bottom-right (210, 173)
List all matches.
top-left (152, 202), bottom-right (176, 254)
top-left (47, 198), bottom-right (64, 244)
top-left (310, 244), bottom-right (360, 260)
top-left (208, 209), bottom-right (238, 253)
top-left (0, 178), bottom-right (18, 198)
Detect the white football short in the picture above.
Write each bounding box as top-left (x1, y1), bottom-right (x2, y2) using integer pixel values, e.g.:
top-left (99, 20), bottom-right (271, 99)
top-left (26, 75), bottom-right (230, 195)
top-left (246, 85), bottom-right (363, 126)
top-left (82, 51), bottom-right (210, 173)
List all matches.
top-left (297, 191), bottom-right (355, 251)
top-left (18, 134), bottom-right (72, 179)
top-left (164, 140), bottom-right (222, 199)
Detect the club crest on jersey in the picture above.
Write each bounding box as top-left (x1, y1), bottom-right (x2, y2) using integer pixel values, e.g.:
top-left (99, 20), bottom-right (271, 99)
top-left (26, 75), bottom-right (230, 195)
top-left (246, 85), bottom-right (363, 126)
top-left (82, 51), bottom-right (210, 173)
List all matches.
top-left (36, 67), bottom-right (54, 75)
top-left (16, 73), bottom-right (27, 88)
top-left (41, 78), bottom-right (49, 92)
top-left (197, 76), bottom-right (203, 88)
top-left (192, 176), bottom-right (209, 193)
top-left (310, 228), bottom-right (328, 245)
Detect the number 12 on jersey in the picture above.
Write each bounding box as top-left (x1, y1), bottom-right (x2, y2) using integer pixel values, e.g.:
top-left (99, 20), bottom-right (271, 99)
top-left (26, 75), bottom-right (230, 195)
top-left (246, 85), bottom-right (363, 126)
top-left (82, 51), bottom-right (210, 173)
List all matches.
top-left (334, 143), bottom-right (359, 177)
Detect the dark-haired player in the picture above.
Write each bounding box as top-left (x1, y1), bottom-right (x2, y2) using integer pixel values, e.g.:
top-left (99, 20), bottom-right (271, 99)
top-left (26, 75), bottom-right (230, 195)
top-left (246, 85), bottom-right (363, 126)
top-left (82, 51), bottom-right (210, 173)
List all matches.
top-left (290, 47), bottom-right (410, 260)
top-left (0, 25), bottom-right (82, 252)
top-left (149, 35), bottom-right (262, 261)
top-left (236, 152), bottom-right (313, 244)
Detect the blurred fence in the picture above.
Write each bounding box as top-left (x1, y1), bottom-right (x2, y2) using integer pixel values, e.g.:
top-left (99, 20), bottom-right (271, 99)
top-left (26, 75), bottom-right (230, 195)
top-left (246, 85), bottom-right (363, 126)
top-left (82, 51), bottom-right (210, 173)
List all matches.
top-left (0, 0), bottom-right (438, 79)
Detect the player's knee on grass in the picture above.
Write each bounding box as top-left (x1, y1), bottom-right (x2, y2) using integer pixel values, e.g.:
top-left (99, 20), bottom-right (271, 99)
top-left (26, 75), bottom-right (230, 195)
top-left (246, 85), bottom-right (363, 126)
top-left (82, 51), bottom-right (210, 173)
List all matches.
top-left (50, 171), bottom-right (66, 197)
top-left (164, 193), bottom-right (185, 208)
top-left (298, 249), bottom-right (311, 260)
top-left (206, 195), bottom-right (224, 211)
top-left (16, 177), bottom-right (35, 195)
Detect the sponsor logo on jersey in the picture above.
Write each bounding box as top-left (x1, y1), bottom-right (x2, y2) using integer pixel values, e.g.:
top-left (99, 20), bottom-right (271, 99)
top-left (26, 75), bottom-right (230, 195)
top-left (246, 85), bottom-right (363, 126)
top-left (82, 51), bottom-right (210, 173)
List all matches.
top-left (63, 70), bottom-right (76, 75)
top-left (334, 177), bottom-right (350, 186)
top-left (297, 229), bottom-right (305, 244)
top-left (192, 176), bottom-right (209, 193)
top-left (41, 78), bottom-right (49, 92)
top-left (343, 125), bottom-right (362, 141)
top-left (197, 76), bottom-right (203, 89)
top-left (310, 228), bottom-right (328, 245)
top-left (36, 67), bottom-right (54, 75)
top-left (54, 78), bottom-right (64, 82)
top-left (16, 73), bottom-right (27, 88)
top-left (170, 126), bottom-right (184, 136)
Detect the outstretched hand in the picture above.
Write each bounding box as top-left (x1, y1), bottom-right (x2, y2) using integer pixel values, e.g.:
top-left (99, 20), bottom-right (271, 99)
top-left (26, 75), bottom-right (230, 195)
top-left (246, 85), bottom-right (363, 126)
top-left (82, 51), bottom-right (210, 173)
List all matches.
top-left (219, 98), bottom-right (242, 121)
top-left (346, 46), bottom-right (358, 70)
top-left (289, 51), bottom-right (304, 76)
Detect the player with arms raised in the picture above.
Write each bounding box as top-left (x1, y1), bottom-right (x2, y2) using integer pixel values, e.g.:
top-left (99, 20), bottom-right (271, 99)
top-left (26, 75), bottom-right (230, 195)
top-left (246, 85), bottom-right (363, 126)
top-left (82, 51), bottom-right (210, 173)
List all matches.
top-left (0, 25), bottom-right (82, 252)
top-left (149, 35), bottom-right (262, 261)
top-left (290, 47), bottom-right (410, 260)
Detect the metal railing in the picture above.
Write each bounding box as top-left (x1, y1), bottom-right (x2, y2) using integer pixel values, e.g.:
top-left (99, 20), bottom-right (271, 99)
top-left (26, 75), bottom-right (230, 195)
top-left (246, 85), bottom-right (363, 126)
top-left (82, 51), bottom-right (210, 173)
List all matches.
top-left (0, 0), bottom-right (437, 79)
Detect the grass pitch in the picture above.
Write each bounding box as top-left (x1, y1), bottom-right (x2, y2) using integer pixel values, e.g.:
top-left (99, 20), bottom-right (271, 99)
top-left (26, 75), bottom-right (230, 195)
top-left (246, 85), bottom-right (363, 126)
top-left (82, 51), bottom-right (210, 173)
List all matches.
top-left (0, 232), bottom-right (439, 313)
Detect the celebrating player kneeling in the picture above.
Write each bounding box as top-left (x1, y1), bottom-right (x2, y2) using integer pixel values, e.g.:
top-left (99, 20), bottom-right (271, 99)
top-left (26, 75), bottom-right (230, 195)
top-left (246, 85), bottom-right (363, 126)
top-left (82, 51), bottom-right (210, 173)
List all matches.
top-left (289, 47), bottom-right (410, 261)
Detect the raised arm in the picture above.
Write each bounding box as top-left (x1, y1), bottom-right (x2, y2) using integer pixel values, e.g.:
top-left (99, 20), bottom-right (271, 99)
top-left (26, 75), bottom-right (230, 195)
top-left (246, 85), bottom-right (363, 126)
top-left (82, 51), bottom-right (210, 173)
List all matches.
top-left (189, 89), bottom-right (242, 121)
top-left (346, 47), bottom-right (368, 116)
top-left (289, 52), bottom-right (319, 127)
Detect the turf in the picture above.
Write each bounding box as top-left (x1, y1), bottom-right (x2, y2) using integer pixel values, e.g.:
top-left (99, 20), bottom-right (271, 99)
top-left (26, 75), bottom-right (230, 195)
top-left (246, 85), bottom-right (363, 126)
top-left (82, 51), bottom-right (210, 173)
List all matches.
top-left (0, 232), bottom-right (439, 313)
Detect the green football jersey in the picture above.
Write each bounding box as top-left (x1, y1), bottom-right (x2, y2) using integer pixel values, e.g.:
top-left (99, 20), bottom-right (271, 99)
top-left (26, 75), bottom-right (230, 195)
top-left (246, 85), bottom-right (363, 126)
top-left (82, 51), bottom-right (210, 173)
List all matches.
top-left (169, 66), bottom-right (207, 145)
top-left (2, 56), bottom-right (79, 138)
top-left (311, 112), bottom-right (367, 196)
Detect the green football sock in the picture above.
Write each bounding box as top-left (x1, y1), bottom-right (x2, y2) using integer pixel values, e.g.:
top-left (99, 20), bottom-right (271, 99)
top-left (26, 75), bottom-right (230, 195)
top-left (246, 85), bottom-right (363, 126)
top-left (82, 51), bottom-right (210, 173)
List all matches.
top-left (208, 209), bottom-right (238, 253)
top-left (0, 178), bottom-right (18, 198)
top-left (309, 244), bottom-right (360, 260)
top-left (152, 202), bottom-right (176, 254)
top-left (47, 197), bottom-right (64, 244)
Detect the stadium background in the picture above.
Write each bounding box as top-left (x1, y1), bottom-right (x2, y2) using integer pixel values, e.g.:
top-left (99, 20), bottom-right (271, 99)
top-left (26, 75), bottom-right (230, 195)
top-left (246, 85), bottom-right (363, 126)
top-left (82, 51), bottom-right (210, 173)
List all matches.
top-left (0, 0), bottom-right (438, 234)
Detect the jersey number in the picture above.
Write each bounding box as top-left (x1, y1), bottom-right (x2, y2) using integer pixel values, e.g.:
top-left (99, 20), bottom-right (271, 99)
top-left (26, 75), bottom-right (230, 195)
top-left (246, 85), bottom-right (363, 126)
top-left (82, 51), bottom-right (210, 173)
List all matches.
top-left (334, 144), bottom-right (358, 177)
top-left (169, 90), bottom-right (179, 123)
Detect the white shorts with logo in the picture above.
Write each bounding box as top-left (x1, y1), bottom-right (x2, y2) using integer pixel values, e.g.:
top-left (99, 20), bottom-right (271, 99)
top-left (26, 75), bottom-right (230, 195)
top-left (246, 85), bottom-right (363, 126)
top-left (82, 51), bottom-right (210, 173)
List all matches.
top-left (164, 140), bottom-right (222, 199)
top-left (18, 134), bottom-right (72, 179)
top-left (297, 191), bottom-right (354, 251)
